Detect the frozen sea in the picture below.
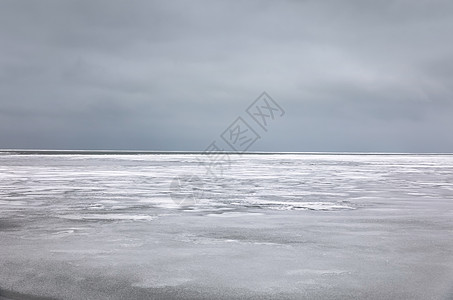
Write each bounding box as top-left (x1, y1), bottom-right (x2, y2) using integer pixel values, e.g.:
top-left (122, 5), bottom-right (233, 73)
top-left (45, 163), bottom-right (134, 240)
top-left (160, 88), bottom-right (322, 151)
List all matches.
top-left (1, 152), bottom-right (453, 299)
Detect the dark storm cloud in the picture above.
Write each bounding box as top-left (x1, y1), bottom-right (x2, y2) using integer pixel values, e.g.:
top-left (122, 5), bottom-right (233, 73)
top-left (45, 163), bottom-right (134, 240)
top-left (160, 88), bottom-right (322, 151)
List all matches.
top-left (1, 0), bottom-right (452, 151)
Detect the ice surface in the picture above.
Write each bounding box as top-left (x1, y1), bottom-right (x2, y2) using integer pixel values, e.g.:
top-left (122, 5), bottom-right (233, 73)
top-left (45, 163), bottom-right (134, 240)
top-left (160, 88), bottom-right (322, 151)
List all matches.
top-left (1, 153), bottom-right (453, 299)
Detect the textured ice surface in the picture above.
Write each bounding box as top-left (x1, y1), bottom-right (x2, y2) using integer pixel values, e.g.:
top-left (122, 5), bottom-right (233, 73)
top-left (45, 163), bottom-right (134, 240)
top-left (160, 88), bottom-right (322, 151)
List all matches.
top-left (1, 153), bottom-right (453, 299)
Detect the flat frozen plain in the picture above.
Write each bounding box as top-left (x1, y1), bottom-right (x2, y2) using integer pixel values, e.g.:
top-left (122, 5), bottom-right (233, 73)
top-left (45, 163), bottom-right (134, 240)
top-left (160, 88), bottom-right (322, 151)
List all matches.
top-left (1, 153), bottom-right (453, 299)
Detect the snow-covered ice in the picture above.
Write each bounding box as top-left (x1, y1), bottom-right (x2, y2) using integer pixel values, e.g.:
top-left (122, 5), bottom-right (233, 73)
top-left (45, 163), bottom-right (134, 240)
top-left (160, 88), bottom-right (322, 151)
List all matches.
top-left (1, 153), bottom-right (453, 299)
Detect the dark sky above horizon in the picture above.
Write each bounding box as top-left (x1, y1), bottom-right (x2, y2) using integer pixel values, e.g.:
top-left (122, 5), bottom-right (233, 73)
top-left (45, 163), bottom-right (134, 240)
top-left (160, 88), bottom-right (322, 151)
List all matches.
top-left (1, 0), bottom-right (452, 152)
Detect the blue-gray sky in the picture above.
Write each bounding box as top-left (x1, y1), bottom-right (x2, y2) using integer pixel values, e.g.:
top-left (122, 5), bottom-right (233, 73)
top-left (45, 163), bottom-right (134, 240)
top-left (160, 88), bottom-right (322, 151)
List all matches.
top-left (1, 0), bottom-right (452, 152)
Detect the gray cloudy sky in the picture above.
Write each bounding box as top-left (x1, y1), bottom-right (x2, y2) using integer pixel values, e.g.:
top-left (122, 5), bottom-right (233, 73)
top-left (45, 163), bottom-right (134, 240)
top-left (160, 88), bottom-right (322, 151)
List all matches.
top-left (1, 0), bottom-right (452, 152)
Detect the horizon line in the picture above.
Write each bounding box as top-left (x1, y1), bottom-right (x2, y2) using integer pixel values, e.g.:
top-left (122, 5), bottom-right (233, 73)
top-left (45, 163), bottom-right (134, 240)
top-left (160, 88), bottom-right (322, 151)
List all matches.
top-left (1, 149), bottom-right (452, 155)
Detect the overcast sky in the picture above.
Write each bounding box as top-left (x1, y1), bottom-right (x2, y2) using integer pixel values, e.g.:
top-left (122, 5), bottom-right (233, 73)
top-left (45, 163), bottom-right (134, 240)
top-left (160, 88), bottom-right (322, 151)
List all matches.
top-left (1, 0), bottom-right (452, 152)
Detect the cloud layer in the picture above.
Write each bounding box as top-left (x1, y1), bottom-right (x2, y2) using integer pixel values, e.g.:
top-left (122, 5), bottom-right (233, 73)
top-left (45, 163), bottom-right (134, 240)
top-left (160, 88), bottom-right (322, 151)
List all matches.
top-left (1, 0), bottom-right (452, 152)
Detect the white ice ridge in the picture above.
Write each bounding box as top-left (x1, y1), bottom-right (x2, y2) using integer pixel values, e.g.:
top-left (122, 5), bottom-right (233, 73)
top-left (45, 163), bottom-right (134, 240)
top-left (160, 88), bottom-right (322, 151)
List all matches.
top-left (235, 200), bottom-right (355, 211)
top-left (59, 214), bottom-right (156, 221)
